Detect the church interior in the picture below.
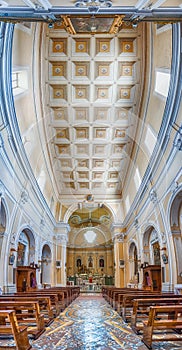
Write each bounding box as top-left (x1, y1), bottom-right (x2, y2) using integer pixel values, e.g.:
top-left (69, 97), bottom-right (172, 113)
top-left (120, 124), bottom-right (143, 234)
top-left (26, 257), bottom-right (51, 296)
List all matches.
top-left (0, 0), bottom-right (182, 349)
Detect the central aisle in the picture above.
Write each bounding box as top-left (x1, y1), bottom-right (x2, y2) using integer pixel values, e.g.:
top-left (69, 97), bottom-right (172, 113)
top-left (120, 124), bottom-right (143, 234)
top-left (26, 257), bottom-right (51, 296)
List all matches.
top-left (31, 294), bottom-right (181, 350)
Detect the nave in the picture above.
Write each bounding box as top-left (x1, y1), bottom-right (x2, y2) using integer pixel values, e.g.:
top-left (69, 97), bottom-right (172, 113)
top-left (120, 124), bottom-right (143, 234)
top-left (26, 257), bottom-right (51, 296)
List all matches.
top-left (21, 294), bottom-right (182, 350)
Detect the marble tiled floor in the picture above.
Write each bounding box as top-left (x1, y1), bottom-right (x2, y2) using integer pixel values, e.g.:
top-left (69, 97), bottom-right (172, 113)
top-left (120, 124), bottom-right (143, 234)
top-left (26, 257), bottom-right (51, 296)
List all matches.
top-left (30, 293), bottom-right (182, 350)
top-left (1, 293), bottom-right (182, 349)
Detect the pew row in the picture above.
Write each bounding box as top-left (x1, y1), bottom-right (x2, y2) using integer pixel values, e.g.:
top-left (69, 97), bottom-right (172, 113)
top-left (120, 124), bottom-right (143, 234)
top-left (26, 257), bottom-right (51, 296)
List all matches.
top-left (0, 296), bottom-right (54, 327)
top-left (0, 309), bottom-right (31, 350)
top-left (0, 301), bottom-right (45, 339)
top-left (142, 305), bottom-right (182, 349)
top-left (130, 297), bottom-right (182, 334)
top-left (121, 293), bottom-right (182, 322)
top-left (15, 291), bottom-right (63, 316)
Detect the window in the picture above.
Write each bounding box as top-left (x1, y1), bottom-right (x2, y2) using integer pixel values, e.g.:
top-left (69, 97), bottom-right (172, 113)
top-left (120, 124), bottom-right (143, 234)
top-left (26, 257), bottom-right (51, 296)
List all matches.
top-left (11, 69), bottom-right (28, 96)
top-left (155, 69), bottom-right (170, 98)
top-left (12, 72), bottom-right (19, 89)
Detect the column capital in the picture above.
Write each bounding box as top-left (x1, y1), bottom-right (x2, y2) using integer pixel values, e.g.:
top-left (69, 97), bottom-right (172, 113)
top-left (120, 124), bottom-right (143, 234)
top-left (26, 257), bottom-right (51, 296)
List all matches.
top-left (113, 233), bottom-right (125, 243)
top-left (54, 222), bottom-right (70, 235)
top-left (54, 223), bottom-right (70, 246)
top-left (110, 222), bottom-right (124, 233)
top-left (56, 234), bottom-right (68, 244)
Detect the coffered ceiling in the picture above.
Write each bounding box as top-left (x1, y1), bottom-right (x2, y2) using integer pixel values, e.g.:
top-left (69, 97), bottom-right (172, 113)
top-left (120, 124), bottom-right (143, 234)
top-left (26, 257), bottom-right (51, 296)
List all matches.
top-left (5, 1), bottom-right (181, 229)
top-left (40, 20), bottom-right (143, 200)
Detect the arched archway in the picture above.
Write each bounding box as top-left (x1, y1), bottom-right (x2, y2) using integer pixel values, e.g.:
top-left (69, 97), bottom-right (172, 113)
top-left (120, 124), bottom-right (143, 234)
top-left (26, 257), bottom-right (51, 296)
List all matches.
top-left (143, 226), bottom-right (161, 266)
top-left (67, 204), bottom-right (114, 289)
top-left (16, 228), bottom-right (35, 267)
top-left (41, 244), bottom-right (52, 286)
top-left (128, 241), bottom-right (139, 284)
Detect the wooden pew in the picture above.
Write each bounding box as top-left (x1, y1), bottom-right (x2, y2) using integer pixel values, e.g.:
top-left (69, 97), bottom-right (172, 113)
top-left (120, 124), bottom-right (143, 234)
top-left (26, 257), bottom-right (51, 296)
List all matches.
top-left (47, 287), bottom-right (70, 306)
top-left (121, 293), bottom-right (181, 322)
top-left (142, 305), bottom-right (182, 349)
top-left (0, 295), bottom-right (54, 326)
top-left (106, 287), bottom-right (136, 307)
top-left (0, 309), bottom-right (31, 350)
top-left (113, 289), bottom-right (160, 311)
top-left (47, 286), bottom-right (80, 305)
top-left (0, 301), bottom-right (45, 339)
top-left (130, 297), bottom-right (182, 334)
top-left (16, 291), bottom-right (63, 316)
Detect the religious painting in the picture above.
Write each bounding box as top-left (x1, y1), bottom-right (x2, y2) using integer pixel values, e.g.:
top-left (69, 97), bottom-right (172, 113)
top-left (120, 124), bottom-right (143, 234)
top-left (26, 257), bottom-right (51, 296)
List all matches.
top-left (153, 242), bottom-right (161, 265)
top-left (88, 256), bottom-right (93, 268)
top-left (99, 258), bottom-right (104, 268)
top-left (9, 254), bottom-right (15, 265)
top-left (77, 258), bottom-right (82, 267)
top-left (17, 243), bottom-right (26, 266)
top-left (61, 15), bottom-right (123, 34)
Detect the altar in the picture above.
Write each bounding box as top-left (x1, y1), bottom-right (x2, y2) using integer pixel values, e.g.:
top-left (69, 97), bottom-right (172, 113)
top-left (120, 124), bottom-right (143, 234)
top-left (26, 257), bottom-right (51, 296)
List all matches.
top-left (85, 282), bottom-right (96, 291)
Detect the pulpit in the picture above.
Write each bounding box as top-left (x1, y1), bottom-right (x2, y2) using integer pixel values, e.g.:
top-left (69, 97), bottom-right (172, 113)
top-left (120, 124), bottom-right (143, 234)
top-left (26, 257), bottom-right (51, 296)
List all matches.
top-left (143, 265), bottom-right (161, 291)
top-left (16, 266), bottom-right (37, 292)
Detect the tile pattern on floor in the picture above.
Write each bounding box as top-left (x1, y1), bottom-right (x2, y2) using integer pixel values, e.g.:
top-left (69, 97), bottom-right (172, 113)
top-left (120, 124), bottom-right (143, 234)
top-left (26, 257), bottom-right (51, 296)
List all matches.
top-left (1, 293), bottom-right (182, 349)
top-left (30, 294), bottom-right (182, 350)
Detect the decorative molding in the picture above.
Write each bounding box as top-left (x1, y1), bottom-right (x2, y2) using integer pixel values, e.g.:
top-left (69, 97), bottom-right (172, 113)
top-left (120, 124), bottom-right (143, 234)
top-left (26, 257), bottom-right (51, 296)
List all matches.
top-left (173, 126), bottom-right (182, 151)
top-left (20, 189), bottom-right (29, 205)
top-left (134, 216), bottom-right (139, 229)
top-left (149, 188), bottom-right (157, 203)
top-left (170, 180), bottom-right (178, 193)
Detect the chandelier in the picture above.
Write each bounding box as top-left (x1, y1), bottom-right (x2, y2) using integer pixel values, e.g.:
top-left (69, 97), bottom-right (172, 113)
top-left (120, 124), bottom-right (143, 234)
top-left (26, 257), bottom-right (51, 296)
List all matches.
top-left (75, 0), bottom-right (112, 14)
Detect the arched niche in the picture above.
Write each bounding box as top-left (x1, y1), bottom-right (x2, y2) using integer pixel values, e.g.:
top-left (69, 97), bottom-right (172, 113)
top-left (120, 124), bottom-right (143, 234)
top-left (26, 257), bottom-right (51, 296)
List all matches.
top-left (128, 242), bottom-right (139, 283)
top-left (16, 228), bottom-right (35, 267)
top-left (143, 226), bottom-right (161, 266)
top-left (41, 244), bottom-right (52, 286)
top-left (170, 190), bottom-right (182, 283)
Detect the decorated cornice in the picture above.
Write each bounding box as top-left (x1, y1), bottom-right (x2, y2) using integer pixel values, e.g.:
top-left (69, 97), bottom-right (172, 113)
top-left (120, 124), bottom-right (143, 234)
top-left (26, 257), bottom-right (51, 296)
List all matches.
top-left (0, 5), bottom-right (181, 24)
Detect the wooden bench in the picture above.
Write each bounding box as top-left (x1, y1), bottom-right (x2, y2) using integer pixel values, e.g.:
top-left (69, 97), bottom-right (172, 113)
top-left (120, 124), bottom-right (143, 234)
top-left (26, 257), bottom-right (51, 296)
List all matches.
top-left (114, 289), bottom-right (160, 312)
top-left (0, 295), bottom-right (54, 326)
top-left (130, 297), bottom-right (182, 334)
top-left (47, 287), bottom-right (70, 307)
top-left (0, 309), bottom-right (31, 350)
top-left (0, 300), bottom-right (45, 339)
top-left (142, 305), bottom-right (182, 349)
top-left (16, 291), bottom-right (62, 316)
top-left (108, 287), bottom-right (140, 307)
top-left (121, 293), bottom-right (181, 322)
top-left (48, 286), bottom-right (80, 305)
